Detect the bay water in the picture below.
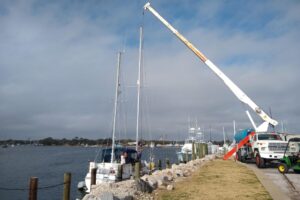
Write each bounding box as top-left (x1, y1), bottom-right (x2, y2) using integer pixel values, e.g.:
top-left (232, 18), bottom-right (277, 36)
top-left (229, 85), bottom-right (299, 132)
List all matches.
top-left (0, 146), bottom-right (179, 200)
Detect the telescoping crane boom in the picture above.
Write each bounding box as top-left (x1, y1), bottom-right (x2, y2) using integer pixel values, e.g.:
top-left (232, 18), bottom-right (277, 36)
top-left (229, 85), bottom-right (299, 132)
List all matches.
top-left (143, 2), bottom-right (278, 132)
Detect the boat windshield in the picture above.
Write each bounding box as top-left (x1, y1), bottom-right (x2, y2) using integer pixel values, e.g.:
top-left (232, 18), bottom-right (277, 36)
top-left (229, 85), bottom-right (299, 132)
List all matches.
top-left (257, 134), bottom-right (282, 141)
top-left (100, 147), bottom-right (138, 164)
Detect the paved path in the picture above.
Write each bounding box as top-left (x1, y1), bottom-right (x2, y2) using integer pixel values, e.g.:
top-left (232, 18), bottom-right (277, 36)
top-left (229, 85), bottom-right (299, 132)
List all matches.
top-left (245, 163), bottom-right (300, 200)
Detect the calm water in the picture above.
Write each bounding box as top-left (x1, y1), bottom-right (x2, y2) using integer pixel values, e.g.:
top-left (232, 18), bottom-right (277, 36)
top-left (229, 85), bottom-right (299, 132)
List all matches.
top-left (0, 146), bottom-right (179, 200)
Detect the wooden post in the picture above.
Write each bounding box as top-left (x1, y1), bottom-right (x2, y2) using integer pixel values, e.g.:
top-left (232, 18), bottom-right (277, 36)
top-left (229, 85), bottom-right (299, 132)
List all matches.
top-left (197, 143), bottom-right (201, 159)
top-left (28, 177), bottom-right (38, 200)
top-left (117, 165), bottom-right (123, 181)
top-left (192, 142), bottom-right (196, 160)
top-left (205, 144), bottom-right (208, 155)
top-left (199, 144), bottom-right (203, 158)
top-left (158, 159), bottom-right (162, 170)
top-left (135, 162), bottom-right (140, 180)
top-left (185, 152), bottom-right (189, 163)
top-left (166, 159), bottom-right (170, 169)
top-left (202, 144), bottom-right (206, 157)
top-left (63, 173), bottom-right (71, 200)
top-left (91, 168), bottom-right (97, 189)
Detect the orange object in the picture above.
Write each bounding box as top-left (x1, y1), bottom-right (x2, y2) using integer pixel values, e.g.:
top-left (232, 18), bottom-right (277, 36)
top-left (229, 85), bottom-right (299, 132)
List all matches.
top-left (223, 131), bottom-right (256, 160)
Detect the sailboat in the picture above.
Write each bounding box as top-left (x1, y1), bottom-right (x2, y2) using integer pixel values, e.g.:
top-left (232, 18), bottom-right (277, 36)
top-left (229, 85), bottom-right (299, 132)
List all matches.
top-left (80, 27), bottom-right (147, 192)
top-left (136, 26), bottom-right (156, 173)
top-left (80, 52), bottom-right (139, 193)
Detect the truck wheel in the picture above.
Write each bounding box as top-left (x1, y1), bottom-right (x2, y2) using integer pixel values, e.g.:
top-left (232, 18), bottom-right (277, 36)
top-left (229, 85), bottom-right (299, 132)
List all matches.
top-left (255, 154), bottom-right (265, 168)
top-left (238, 150), bottom-right (245, 163)
top-left (236, 150), bottom-right (241, 161)
top-left (278, 163), bottom-right (288, 173)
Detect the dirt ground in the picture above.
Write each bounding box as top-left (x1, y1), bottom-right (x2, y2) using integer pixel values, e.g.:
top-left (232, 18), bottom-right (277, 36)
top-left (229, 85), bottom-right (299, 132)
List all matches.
top-left (153, 159), bottom-right (272, 200)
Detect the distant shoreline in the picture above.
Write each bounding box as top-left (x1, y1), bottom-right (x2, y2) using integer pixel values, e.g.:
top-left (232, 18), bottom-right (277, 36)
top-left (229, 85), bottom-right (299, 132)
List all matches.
top-left (0, 137), bottom-right (226, 147)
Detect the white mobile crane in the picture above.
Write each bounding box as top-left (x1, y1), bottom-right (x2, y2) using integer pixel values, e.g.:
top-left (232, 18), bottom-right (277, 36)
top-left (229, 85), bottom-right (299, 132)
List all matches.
top-left (144, 2), bottom-right (287, 167)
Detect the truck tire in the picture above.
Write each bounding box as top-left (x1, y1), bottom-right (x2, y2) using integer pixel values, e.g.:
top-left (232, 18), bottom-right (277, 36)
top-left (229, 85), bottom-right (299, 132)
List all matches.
top-left (255, 154), bottom-right (265, 168)
top-left (237, 150), bottom-right (245, 163)
top-left (278, 163), bottom-right (288, 173)
top-left (236, 150), bottom-right (241, 161)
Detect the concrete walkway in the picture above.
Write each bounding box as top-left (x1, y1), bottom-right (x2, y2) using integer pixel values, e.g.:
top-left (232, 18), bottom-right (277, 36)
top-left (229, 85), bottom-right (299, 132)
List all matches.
top-left (244, 163), bottom-right (300, 200)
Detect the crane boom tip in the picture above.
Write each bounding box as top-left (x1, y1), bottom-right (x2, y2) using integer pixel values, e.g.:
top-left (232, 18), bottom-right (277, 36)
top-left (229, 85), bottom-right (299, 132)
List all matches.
top-left (144, 2), bottom-right (151, 10)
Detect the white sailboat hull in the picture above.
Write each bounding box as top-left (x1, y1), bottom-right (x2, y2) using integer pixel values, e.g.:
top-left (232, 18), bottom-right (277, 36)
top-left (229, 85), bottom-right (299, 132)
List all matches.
top-left (84, 161), bottom-right (133, 193)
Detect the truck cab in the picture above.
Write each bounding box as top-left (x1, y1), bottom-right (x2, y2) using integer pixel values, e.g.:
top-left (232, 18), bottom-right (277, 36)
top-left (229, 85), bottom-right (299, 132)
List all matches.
top-left (251, 133), bottom-right (287, 168)
top-left (236, 130), bottom-right (287, 168)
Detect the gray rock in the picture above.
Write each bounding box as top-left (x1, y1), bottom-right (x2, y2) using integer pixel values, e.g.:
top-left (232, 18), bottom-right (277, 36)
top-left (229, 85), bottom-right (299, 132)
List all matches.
top-left (100, 192), bottom-right (119, 200)
top-left (156, 175), bottom-right (171, 187)
top-left (175, 169), bottom-right (183, 177)
top-left (119, 196), bottom-right (134, 200)
top-left (166, 184), bottom-right (174, 191)
top-left (171, 164), bottom-right (178, 169)
top-left (135, 179), bottom-right (153, 193)
top-left (147, 177), bottom-right (158, 189)
top-left (82, 194), bottom-right (101, 200)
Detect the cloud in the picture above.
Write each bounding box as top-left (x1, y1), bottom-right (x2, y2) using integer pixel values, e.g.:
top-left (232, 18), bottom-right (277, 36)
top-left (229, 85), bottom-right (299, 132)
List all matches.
top-left (0, 0), bottom-right (300, 140)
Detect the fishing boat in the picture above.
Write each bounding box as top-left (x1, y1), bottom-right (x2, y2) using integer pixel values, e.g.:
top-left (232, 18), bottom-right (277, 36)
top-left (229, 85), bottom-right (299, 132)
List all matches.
top-left (177, 123), bottom-right (206, 162)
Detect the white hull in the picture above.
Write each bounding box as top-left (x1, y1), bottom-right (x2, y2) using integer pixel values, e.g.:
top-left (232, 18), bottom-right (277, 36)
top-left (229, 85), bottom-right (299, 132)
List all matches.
top-left (84, 161), bottom-right (133, 193)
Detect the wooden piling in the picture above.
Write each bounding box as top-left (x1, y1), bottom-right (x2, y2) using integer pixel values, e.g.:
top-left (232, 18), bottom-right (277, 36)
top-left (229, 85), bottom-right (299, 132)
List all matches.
top-left (63, 173), bottom-right (71, 200)
top-left (196, 143), bottom-right (200, 158)
top-left (135, 162), bottom-right (140, 180)
top-left (117, 165), bottom-right (123, 181)
top-left (166, 159), bottom-right (170, 169)
top-left (199, 144), bottom-right (204, 158)
top-left (28, 177), bottom-right (38, 200)
top-left (158, 159), bottom-right (162, 170)
top-left (202, 143), bottom-right (206, 157)
top-left (192, 142), bottom-right (196, 160)
top-left (91, 168), bottom-right (97, 189)
top-left (185, 152), bottom-right (189, 163)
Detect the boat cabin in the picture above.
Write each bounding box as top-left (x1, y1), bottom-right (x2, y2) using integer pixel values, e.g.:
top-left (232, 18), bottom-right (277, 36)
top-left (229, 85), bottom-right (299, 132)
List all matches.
top-left (99, 147), bottom-right (138, 164)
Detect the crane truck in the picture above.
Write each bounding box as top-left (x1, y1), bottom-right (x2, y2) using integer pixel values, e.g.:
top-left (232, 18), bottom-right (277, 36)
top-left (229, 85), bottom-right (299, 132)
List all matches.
top-left (143, 2), bottom-right (287, 168)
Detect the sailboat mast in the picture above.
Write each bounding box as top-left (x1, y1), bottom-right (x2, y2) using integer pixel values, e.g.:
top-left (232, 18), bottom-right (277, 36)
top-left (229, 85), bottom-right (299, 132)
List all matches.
top-left (233, 120), bottom-right (236, 137)
top-left (111, 52), bottom-right (122, 163)
top-left (223, 127), bottom-right (226, 145)
top-left (136, 26), bottom-right (143, 151)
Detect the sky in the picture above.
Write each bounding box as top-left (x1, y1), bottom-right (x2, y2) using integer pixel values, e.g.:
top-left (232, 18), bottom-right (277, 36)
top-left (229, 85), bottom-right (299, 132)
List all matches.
top-left (0, 0), bottom-right (300, 141)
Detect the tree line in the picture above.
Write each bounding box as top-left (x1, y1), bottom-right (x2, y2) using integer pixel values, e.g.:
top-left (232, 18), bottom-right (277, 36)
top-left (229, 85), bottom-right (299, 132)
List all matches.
top-left (0, 137), bottom-right (228, 146)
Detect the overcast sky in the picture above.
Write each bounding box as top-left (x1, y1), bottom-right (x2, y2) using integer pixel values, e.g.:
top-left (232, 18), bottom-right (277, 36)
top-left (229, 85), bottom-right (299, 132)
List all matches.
top-left (1, 0), bottom-right (300, 141)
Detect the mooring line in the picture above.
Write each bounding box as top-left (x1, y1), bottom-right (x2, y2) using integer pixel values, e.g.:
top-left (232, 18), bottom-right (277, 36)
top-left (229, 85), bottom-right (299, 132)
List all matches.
top-left (0, 181), bottom-right (69, 191)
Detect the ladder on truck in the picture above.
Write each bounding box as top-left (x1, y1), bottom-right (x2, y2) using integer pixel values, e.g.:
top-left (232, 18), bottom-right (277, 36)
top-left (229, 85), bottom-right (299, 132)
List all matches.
top-left (223, 131), bottom-right (256, 160)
